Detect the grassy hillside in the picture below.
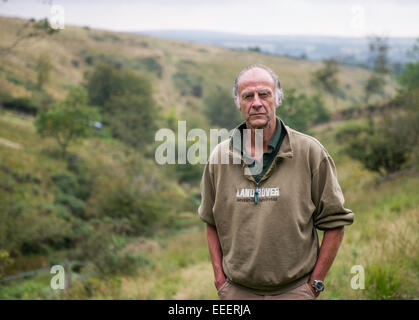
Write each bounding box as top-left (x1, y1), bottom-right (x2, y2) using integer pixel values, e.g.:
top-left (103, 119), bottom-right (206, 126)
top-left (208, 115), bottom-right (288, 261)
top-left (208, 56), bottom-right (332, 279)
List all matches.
top-left (1, 112), bottom-right (416, 299)
top-left (0, 15), bottom-right (383, 116)
top-left (0, 16), bottom-right (416, 300)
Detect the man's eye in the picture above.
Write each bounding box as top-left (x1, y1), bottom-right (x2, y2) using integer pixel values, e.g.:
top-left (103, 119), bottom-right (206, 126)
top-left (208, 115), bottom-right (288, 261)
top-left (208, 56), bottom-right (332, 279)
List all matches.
top-left (259, 92), bottom-right (268, 97)
top-left (244, 94), bottom-right (253, 100)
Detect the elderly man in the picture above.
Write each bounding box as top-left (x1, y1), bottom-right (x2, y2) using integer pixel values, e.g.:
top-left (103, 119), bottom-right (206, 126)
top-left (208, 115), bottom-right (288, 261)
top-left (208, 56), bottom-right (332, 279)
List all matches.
top-left (198, 64), bottom-right (354, 300)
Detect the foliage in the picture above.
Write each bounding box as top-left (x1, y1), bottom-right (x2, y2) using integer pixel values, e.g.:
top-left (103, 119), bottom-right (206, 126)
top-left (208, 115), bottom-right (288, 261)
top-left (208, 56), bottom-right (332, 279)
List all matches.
top-left (311, 58), bottom-right (340, 108)
top-left (85, 63), bottom-right (152, 107)
top-left (73, 223), bottom-right (152, 276)
top-left (278, 88), bottom-right (330, 132)
top-left (364, 37), bottom-right (390, 104)
top-left (203, 86), bottom-right (241, 129)
top-left (137, 56), bottom-right (163, 78)
top-left (172, 71), bottom-right (203, 97)
top-left (36, 52), bottom-right (52, 89)
top-left (85, 63), bottom-right (158, 148)
top-left (338, 40), bottom-right (419, 175)
top-left (336, 115), bottom-right (418, 175)
top-left (35, 87), bottom-right (100, 157)
top-left (0, 250), bottom-right (13, 279)
top-left (0, 196), bottom-right (71, 255)
top-left (30, 89), bottom-right (55, 112)
top-left (103, 94), bottom-right (158, 148)
top-left (2, 97), bottom-right (38, 116)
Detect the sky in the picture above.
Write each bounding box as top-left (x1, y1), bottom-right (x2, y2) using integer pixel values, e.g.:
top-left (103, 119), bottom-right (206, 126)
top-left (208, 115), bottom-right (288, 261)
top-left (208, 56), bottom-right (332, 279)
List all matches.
top-left (0, 0), bottom-right (418, 38)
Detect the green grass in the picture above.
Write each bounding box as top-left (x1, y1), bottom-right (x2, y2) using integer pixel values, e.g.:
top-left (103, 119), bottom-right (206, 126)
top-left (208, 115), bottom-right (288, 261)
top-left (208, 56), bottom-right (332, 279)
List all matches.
top-left (0, 15), bottom-right (379, 113)
top-left (0, 15), bottom-right (414, 300)
top-left (1, 112), bottom-right (417, 300)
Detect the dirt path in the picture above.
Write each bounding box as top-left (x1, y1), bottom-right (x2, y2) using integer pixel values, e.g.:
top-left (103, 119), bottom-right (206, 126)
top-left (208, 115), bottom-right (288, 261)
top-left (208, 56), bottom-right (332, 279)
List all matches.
top-left (0, 137), bottom-right (22, 149)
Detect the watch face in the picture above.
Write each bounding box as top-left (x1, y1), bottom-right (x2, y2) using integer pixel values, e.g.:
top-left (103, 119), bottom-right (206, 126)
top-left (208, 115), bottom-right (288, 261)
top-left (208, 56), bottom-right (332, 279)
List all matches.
top-left (315, 281), bottom-right (324, 291)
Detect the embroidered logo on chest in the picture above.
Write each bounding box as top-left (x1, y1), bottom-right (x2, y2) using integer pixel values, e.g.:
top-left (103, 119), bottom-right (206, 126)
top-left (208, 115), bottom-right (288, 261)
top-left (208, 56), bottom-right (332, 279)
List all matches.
top-left (236, 187), bottom-right (280, 202)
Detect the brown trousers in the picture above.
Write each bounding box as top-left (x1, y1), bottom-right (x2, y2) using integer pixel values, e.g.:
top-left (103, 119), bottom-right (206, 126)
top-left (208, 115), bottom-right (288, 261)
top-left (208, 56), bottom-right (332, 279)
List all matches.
top-left (217, 281), bottom-right (317, 300)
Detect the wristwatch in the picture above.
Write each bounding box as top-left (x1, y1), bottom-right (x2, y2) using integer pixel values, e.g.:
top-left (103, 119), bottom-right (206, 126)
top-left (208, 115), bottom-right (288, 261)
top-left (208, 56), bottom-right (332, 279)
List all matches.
top-left (309, 279), bottom-right (325, 293)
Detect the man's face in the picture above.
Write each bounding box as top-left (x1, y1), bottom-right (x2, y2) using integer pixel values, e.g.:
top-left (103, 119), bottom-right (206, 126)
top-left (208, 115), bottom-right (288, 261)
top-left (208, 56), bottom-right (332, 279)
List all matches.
top-left (236, 68), bottom-right (278, 129)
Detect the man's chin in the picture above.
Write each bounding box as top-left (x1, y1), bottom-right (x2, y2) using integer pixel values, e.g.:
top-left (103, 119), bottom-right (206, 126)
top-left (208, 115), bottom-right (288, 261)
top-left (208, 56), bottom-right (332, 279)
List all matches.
top-left (248, 118), bottom-right (269, 129)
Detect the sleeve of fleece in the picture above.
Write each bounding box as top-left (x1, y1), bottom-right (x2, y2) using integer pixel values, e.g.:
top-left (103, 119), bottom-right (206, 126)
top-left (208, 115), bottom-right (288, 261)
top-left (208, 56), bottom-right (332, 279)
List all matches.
top-left (311, 156), bottom-right (354, 230)
top-left (198, 161), bottom-right (216, 226)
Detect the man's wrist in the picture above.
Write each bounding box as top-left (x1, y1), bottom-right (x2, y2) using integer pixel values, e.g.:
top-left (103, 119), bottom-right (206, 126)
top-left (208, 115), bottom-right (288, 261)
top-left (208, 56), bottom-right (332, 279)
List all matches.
top-left (309, 279), bottom-right (325, 293)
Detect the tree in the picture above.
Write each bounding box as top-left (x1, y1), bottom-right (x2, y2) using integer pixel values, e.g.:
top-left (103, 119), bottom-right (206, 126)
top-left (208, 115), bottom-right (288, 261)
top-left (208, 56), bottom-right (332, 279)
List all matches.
top-left (37, 52), bottom-right (52, 89)
top-left (278, 88), bottom-right (330, 132)
top-left (35, 87), bottom-right (100, 158)
top-left (204, 87), bottom-right (242, 129)
top-left (311, 59), bottom-right (340, 108)
top-left (85, 63), bottom-right (158, 148)
top-left (364, 37), bottom-right (390, 105)
top-left (103, 94), bottom-right (157, 148)
top-left (337, 41), bottom-right (419, 175)
top-left (85, 63), bottom-right (152, 107)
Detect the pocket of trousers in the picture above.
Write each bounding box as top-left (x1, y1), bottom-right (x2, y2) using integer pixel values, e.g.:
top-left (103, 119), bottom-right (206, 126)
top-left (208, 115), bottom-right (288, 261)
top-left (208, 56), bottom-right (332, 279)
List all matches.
top-left (217, 281), bottom-right (229, 296)
top-left (304, 283), bottom-right (317, 299)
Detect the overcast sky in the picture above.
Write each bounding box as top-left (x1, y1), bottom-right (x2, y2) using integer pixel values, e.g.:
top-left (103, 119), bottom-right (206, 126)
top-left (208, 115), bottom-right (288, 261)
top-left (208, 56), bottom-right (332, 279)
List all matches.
top-left (1, 0), bottom-right (418, 38)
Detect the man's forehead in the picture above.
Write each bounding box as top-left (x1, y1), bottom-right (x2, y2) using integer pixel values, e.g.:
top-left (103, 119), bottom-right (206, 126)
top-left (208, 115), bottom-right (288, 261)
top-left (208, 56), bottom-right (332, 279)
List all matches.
top-left (238, 68), bottom-right (275, 92)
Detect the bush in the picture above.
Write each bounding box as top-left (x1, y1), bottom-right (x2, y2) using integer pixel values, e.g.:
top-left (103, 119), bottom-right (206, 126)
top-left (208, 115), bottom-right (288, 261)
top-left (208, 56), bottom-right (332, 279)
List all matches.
top-left (85, 63), bottom-right (158, 148)
top-left (336, 113), bottom-right (419, 175)
top-left (103, 94), bottom-right (158, 148)
top-left (97, 188), bottom-right (171, 236)
top-left (137, 56), bottom-right (163, 78)
top-left (172, 71), bottom-right (203, 97)
top-left (51, 172), bottom-right (78, 196)
top-left (2, 97), bottom-right (38, 115)
top-left (35, 100), bottom-right (100, 158)
top-left (55, 193), bottom-right (86, 219)
top-left (74, 223), bottom-right (152, 276)
top-left (204, 87), bottom-right (241, 129)
top-left (0, 196), bottom-right (71, 255)
top-left (278, 88), bottom-right (330, 132)
top-left (86, 63), bottom-right (152, 107)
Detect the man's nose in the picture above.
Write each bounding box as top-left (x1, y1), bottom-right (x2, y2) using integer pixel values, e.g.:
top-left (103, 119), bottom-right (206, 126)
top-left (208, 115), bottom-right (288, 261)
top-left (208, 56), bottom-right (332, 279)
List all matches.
top-left (251, 94), bottom-right (263, 107)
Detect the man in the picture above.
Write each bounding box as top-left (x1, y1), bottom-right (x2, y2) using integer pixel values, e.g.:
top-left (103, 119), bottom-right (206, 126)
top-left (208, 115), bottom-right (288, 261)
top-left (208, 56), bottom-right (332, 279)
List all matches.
top-left (198, 64), bottom-right (354, 300)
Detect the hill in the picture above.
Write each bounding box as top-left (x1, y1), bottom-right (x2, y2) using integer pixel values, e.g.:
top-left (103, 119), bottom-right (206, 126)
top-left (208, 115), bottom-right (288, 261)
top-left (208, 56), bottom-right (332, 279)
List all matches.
top-left (141, 30), bottom-right (416, 66)
top-left (0, 16), bottom-right (416, 300)
top-left (0, 15), bottom-right (382, 117)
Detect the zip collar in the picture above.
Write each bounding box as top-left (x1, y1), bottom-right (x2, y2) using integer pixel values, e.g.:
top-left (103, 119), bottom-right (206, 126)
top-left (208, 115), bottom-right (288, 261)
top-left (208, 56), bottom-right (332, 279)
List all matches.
top-left (228, 117), bottom-right (294, 183)
top-left (228, 118), bottom-right (294, 163)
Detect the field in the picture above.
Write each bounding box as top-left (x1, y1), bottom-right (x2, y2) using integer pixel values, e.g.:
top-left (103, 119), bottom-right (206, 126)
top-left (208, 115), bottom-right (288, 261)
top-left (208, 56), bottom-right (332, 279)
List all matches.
top-left (0, 16), bottom-right (417, 300)
top-left (0, 110), bottom-right (417, 300)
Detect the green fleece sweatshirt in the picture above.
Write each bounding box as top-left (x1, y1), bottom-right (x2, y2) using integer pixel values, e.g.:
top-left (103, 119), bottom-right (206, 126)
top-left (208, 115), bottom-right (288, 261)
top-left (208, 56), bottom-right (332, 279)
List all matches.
top-left (198, 118), bottom-right (354, 294)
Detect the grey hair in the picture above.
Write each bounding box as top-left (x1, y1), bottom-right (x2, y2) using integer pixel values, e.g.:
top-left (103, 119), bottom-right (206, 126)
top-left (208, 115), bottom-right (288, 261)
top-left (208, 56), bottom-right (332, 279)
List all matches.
top-left (232, 64), bottom-right (284, 106)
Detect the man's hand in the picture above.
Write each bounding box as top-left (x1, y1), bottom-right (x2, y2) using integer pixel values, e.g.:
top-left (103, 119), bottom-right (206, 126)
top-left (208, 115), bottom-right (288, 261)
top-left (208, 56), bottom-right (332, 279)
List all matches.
top-left (207, 224), bottom-right (227, 292)
top-left (215, 274), bottom-right (227, 291)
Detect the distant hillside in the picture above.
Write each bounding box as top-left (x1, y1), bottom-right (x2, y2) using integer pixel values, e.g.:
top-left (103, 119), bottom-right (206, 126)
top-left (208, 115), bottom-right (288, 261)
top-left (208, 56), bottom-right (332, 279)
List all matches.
top-left (140, 30), bottom-right (416, 67)
top-left (0, 16), bottom-right (379, 118)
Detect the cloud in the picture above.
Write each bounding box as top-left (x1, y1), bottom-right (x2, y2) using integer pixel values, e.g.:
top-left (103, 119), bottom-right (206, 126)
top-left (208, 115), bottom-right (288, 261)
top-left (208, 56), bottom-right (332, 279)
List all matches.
top-left (0, 0), bottom-right (418, 37)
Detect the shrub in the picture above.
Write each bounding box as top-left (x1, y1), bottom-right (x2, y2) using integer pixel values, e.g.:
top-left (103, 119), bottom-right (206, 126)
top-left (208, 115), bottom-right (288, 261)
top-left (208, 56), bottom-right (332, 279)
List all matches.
top-left (203, 87), bottom-right (241, 130)
top-left (51, 172), bottom-right (78, 196)
top-left (336, 113), bottom-right (419, 175)
top-left (35, 101), bottom-right (100, 158)
top-left (54, 193), bottom-right (86, 219)
top-left (103, 93), bottom-right (157, 148)
top-left (278, 88), bottom-right (330, 132)
top-left (137, 56), bottom-right (163, 78)
top-left (2, 97), bottom-right (38, 116)
top-left (74, 223), bottom-right (152, 276)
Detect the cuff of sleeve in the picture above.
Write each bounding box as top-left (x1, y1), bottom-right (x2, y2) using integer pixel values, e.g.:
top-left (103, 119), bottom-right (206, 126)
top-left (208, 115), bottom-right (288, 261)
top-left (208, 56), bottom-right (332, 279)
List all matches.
top-left (315, 211), bottom-right (354, 231)
top-left (198, 206), bottom-right (216, 226)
